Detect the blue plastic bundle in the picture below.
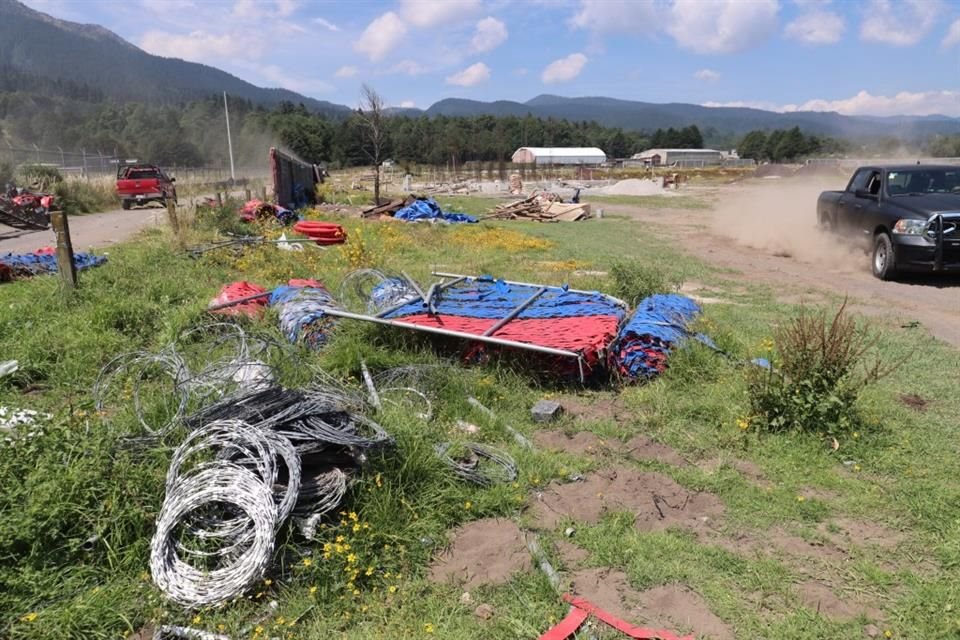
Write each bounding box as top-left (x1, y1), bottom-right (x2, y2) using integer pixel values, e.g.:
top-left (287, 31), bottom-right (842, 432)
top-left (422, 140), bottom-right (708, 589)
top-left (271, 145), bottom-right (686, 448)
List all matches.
top-left (393, 198), bottom-right (477, 224)
top-left (611, 294), bottom-right (701, 380)
top-left (269, 284), bottom-right (338, 348)
top-left (0, 251), bottom-right (107, 278)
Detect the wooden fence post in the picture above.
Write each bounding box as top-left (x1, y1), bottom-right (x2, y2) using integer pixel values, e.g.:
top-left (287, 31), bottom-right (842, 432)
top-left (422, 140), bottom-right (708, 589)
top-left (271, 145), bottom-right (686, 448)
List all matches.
top-left (216, 192), bottom-right (223, 207)
top-left (245, 188), bottom-right (252, 201)
top-left (50, 210), bottom-right (77, 290)
top-left (166, 199), bottom-right (183, 247)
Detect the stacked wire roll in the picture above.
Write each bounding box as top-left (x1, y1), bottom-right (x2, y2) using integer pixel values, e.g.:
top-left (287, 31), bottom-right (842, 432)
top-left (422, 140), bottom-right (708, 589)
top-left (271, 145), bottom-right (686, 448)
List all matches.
top-left (269, 283), bottom-right (339, 349)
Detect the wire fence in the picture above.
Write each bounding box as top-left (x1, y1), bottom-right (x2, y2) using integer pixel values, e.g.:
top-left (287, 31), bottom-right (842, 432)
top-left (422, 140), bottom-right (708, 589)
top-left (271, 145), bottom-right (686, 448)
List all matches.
top-left (0, 143), bottom-right (253, 184)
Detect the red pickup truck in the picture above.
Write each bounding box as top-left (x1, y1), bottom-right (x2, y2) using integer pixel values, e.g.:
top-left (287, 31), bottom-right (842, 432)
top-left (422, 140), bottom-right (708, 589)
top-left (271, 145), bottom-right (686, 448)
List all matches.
top-left (116, 164), bottom-right (177, 209)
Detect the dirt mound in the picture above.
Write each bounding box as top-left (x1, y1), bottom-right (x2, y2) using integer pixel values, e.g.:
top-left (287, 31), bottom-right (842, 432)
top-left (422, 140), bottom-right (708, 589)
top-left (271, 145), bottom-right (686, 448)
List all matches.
top-left (821, 518), bottom-right (905, 550)
top-left (529, 467), bottom-right (724, 531)
top-left (798, 581), bottom-right (883, 621)
top-left (793, 163), bottom-right (849, 179)
top-left (555, 539), bottom-right (589, 567)
top-left (625, 435), bottom-right (686, 466)
top-left (557, 394), bottom-right (626, 423)
top-left (752, 164), bottom-right (796, 178)
top-left (569, 569), bottom-right (733, 639)
top-left (533, 430), bottom-right (612, 457)
top-left (429, 518), bottom-right (531, 589)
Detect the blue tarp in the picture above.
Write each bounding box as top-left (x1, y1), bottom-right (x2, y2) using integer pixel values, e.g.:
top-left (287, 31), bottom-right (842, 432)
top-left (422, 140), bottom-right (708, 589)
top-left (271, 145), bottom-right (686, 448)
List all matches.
top-left (393, 198), bottom-right (477, 224)
top-left (0, 251), bottom-right (107, 277)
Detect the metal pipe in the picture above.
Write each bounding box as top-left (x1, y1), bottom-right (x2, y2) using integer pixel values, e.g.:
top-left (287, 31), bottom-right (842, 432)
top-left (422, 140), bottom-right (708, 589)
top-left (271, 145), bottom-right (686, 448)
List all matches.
top-left (401, 271), bottom-right (427, 301)
top-left (467, 396), bottom-right (534, 450)
top-left (482, 286), bottom-right (546, 336)
top-left (375, 275), bottom-right (465, 318)
top-left (319, 307), bottom-right (581, 359)
top-left (431, 271), bottom-right (627, 308)
top-left (360, 360), bottom-right (381, 410)
top-left (205, 290), bottom-right (273, 312)
top-left (422, 283), bottom-right (438, 314)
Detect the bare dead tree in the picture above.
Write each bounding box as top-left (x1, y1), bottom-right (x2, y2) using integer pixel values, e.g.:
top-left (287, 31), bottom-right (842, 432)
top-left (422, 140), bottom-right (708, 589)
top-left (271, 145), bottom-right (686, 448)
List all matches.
top-left (358, 84), bottom-right (386, 205)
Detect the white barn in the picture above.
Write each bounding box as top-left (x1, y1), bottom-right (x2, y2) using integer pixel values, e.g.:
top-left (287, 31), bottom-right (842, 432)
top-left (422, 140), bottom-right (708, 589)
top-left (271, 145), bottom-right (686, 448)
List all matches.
top-left (511, 147), bottom-right (607, 166)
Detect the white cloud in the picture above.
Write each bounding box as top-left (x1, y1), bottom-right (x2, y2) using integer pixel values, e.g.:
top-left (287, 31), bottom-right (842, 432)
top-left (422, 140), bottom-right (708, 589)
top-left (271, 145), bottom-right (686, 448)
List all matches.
top-left (569, 0), bottom-right (658, 33)
top-left (694, 68), bottom-right (720, 81)
top-left (400, 0), bottom-right (482, 28)
top-left (541, 52), bottom-right (587, 84)
top-left (248, 62), bottom-right (333, 95)
top-left (446, 62), bottom-right (491, 86)
top-left (399, 100), bottom-right (416, 108)
top-left (390, 60), bottom-right (429, 76)
top-left (471, 17), bottom-right (508, 53)
top-left (667, 0), bottom-right (779, 54)
top-left (313, 17), bottom-right (340, 32)
top-left (705, 90), bottom-right (960, 117)
top-left (860, 0), bottom-right (942, 46)
top-left (275, 0), bottom-right (298, 17)
top-left (334, 65), bottom-right (358, 78)
top-left (354, 11), bottom-right (407, 61)
top-left (942, 18), bottom-right (960, 48)
top-left (140, 29), bottom-right (264, 61)
top-left (784, 10), bottom-right (844, 43)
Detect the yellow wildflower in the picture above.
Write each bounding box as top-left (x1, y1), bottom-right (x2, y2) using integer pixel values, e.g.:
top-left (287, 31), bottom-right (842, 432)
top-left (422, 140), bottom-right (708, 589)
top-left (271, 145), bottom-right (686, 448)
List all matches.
top-left (797, 496), bottom-right (806, 502)
top-left (424, 623), bottom-right (435, 634)
top-left (310, 585), bottom-right (318, 594)
top-left (464, 501), bottom-right (472, 510)
top-left (192, 615), bottom-right (202, 625)
top-left (302, 558), bottom-right (313, 567)
top-left (20, 612), bottom-right (38, 623)
top-left (388, 585), bottom-right (398, 593)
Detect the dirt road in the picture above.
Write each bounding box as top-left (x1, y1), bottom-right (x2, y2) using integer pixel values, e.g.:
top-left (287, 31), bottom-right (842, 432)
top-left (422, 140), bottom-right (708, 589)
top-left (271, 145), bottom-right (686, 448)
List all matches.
top-left (611, 179), bottom-right (960, 348)
top-left (0, 206), bottom-right (166, 254)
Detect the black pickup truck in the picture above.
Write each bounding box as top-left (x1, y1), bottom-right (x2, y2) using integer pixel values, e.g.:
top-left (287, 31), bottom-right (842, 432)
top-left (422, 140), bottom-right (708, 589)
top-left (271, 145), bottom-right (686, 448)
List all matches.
top-left (817, 165), bottom-right (960, 279)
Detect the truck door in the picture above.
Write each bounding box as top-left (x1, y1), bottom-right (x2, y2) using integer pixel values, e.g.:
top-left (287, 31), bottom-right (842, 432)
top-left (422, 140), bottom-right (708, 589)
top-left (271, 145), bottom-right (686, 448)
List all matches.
top-left (843, 169), bottom-right (881, 245)
top-left (838, 169), bottom-right (872, 232)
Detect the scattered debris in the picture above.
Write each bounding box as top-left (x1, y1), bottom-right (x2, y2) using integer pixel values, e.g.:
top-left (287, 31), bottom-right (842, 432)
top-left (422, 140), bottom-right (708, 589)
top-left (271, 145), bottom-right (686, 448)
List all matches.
top-left (239, 199), bottom-right (297, 226)
top-left (208, 281), bottom-right (270, 318)
top-left (0, 186), bottom-right (53, 230)
top-left (611, 295), bottom-right (704, 380)
top-left (0, 405), bottom-right (50, 442)
top-left (474, 603), bottom-right (495, 620)
top-left (531, 399), bottom-right (564, 423)
top-left (292, 220), bottom-right (347, 245)
top-left (538, 592), bottom-right (695, 640)
top-left (434, 441), bottom-right (517, 486)
top-left (509, 173), bottom-right (523, 195)
top-left (485, 194), bottom-right (591, 222)
top-left (0, 360), bottom-right (18, 378)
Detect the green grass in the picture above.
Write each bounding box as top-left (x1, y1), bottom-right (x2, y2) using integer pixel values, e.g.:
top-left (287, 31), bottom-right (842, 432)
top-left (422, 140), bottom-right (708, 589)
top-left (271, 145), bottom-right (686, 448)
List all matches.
top-left (1, 195), bottom-right (959, 639)
top-left (585, 194), bottom-right (712, 209)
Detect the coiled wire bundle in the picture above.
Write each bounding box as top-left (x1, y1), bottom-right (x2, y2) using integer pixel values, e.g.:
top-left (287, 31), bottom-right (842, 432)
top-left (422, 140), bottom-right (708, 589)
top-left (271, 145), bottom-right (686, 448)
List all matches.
top-left (434, 442), bottom-right (518, 487)
top-left (269, 284), bottom-right (339, 349)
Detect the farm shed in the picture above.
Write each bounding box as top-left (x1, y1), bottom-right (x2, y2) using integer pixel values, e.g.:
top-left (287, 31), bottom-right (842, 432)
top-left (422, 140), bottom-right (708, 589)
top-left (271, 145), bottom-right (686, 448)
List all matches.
top-left (630, 148), bottom-right (723, 167)
top-left (511, 147), bottom-right (607, 166)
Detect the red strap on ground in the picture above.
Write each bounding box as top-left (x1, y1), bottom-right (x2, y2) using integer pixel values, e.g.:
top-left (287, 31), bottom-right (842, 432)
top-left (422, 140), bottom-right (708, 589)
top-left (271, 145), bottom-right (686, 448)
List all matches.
top-left (538, 606), bottom-right (589, 640)
top-left (537, 594), bottom-right (695, 640)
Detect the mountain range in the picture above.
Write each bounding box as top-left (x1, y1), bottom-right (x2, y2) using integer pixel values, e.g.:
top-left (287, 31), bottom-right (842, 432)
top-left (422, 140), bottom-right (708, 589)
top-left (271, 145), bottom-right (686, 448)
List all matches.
top-left (2, 0), bottom-right (959, 141)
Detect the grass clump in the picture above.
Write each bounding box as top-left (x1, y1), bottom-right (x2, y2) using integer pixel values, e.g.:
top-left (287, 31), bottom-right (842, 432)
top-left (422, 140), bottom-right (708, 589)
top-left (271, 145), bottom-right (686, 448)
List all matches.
top-left (746, 302), bottom-right (896, 437)
top-left (609, 260), bottom-right (682, 307)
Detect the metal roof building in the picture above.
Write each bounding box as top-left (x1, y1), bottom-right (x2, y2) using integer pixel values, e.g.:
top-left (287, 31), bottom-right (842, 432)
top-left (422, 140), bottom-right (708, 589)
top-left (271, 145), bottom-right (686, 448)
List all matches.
top-left (512, 147), bottom-right (607, 165)
top-left (630, 148), bottom-right (723, 167)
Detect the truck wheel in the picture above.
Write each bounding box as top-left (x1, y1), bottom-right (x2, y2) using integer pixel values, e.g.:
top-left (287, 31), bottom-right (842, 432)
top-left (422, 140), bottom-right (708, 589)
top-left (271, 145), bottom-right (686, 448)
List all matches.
top-left (121, 200), bottom-right (131, 210)
top-left (818, 212), bottom-right (834, 232)
top-left (872, 233), bottom-right (897, 280)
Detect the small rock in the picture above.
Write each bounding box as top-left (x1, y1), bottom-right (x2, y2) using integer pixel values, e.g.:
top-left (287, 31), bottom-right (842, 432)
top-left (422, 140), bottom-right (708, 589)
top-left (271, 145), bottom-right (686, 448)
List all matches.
top-left (864, 624), bottom-right (880, 638)
top-left (459, 591), bottom-right (473, 605)
top-left (564, 527), bottom-right (576, 538)
top-left (455, 420), bottom-right (480, 434)
top-left (474, 603), bottom-right (495, 620)
top-left (531, 400), bottom-right (564, 423)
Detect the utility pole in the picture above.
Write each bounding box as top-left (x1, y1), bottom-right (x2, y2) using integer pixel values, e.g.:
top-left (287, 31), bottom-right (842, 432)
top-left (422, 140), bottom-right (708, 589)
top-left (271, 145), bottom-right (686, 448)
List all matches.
top-left (223, 91), bottom-right (236, 184)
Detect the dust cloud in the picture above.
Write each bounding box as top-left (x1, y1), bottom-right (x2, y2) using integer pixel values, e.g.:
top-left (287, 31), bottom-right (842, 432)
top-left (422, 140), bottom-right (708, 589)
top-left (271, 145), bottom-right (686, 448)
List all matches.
top-left (709, 177), bottom-right (866, 272)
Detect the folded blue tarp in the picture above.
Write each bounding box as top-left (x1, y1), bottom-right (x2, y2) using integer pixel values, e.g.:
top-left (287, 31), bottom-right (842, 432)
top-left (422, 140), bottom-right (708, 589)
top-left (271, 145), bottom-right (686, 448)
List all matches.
top-left (393, 198), bottom-right (477, 224)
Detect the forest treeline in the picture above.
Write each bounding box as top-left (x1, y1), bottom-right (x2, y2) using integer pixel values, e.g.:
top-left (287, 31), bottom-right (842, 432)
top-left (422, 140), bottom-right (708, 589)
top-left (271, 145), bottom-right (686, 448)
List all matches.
top-left (2, 85), bottom-right (957, 169)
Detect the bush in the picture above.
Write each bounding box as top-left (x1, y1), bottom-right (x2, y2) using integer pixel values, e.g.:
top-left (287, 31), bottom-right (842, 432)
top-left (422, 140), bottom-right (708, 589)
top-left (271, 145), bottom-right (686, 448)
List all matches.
top-left (54, 180), bottom-right (118, 215)
top-left (0, 161), bottom-right (14, 186)
top-left (609, 260), bottom-right (682, 307)
top-left (18, 164), bottom-right (64, 190)
top-left (746, 302), bottom-right (895, 436)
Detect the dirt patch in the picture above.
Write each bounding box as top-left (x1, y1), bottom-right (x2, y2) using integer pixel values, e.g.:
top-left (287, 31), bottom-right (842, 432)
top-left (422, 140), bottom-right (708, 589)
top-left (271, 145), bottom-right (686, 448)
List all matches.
top-left (679, 281), bottom-right (730, 305)
top-left (769, 528), bottom-right (849, 563)
top-left (529, 467), bottom-right (724, 532)
top-left (625, 435), bottom-right (687, 466)
top-left (820, 518), bottom-right (905, 550)
top-left (798, 581), bottom-right (883, 621)
top-left (898, 392), bottom-right (928, 411)
top-left (698, 457), bottom-right (769, 489)
top-left (569, 570), bottom-right (733, 640)
top-left (533, 430), bottom-right (613, 457)
top-left (429, 518), bottom-right (531, 590)
top-left (557, 394), bottom-right (626, 423)
top-left (799, 486), bottom-right (842, 503)
top-left (634, 584), bottom-right (734, 640)
top-left (555, 539), bottom-right (589, 567)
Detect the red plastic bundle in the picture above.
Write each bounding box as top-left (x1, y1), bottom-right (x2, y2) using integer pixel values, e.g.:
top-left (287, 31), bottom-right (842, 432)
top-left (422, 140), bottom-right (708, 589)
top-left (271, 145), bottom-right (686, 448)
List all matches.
top-left (208, 281), bottom-right (269, 317)
top-left (293, 220), bottom-right (347, 245)
top-left (287, 278), bottom-right (324, 289)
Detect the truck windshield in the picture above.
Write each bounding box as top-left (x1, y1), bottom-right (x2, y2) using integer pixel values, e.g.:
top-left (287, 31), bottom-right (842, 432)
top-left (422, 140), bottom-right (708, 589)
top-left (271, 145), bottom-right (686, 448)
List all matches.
top-left (886, 169), bottom-right (960, 196)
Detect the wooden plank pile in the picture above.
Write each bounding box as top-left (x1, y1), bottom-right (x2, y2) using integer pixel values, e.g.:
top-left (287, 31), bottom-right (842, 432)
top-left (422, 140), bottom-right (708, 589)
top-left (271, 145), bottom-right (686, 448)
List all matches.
top-left (484, 194), bottom-right (591, 222)
top-left (361, 196), bottom-right (415, 218)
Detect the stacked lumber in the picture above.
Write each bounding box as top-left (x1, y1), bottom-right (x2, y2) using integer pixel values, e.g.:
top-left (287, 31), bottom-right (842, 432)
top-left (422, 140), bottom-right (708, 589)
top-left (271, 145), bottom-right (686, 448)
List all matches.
top-left (361, 196), bottom-right (414, 218)
top-left (484, 195), bottom-right (591, 222)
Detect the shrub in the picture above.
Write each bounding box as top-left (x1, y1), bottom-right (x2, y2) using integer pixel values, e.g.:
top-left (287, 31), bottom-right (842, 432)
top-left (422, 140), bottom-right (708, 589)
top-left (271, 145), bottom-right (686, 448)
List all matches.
top-left (54, 180), bottom-right (118, 215)
top-left (18, 164), bottom-right (64, 190)
top-left (746, 302), bottom-right (896, 436)
top-left (609, 260), bottom-right (682, 307)
top-left (0, 161), bottom-right (14, 186)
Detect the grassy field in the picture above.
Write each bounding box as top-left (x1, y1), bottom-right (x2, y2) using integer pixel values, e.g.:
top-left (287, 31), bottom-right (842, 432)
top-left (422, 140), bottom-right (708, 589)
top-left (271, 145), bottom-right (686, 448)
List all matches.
top-left (583, 194), bottom-right (713, 210)
top-left (1, 198), bottom-right (958, 639)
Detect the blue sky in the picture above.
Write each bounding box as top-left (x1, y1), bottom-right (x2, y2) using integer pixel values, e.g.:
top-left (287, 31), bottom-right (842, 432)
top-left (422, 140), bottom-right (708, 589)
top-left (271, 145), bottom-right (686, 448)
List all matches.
top-left (22, 0), bottom-right (960, 116)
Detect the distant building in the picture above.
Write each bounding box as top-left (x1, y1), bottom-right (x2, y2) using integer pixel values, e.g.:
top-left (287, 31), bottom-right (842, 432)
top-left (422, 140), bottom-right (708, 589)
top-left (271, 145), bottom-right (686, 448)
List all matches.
top-left (511, 147), bottom-right (607, 166)
top-left (629, 148), bottom-right (724, 167)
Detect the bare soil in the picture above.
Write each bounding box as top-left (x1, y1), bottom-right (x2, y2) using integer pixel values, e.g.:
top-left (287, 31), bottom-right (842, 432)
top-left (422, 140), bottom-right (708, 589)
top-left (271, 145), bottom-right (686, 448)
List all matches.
top-left (532, 429), bottom-right (613, 457)
top-left (625, 434), bottom-right (687, 466)
top-left (529, 466), bottom-right (724, 532)
top-left (797, 581), bottom-right (883, 621)
top-left (0, 206), bottom-right (164, 254)
top-left (898, 392), bottom-right (929, 411)
top-left (555, 539), bottom-right (589, 567)
top-left (569, 569), bottom-right (733, 639)
top-left (428, 518), bottom-right (531, 590)
top-left (557, 393), bottom-right (626, 423)
top-left (606, 179), bottom-right (960, 348)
